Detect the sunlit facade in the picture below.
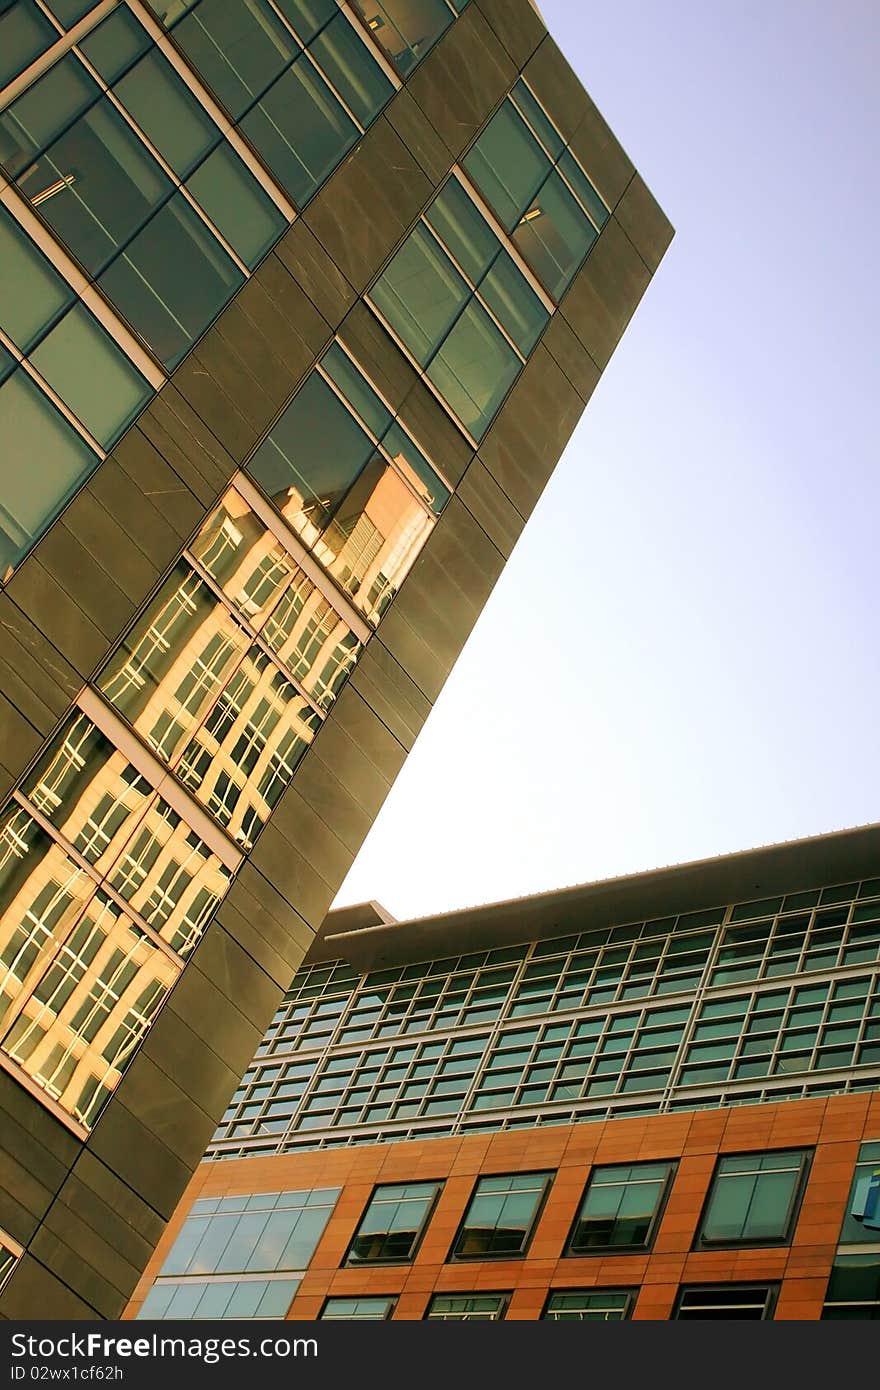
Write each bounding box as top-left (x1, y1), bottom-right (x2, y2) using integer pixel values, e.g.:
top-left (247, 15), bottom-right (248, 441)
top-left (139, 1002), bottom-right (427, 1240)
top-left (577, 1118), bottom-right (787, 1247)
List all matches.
top-left (0, 0), bottom-right (671, 1318)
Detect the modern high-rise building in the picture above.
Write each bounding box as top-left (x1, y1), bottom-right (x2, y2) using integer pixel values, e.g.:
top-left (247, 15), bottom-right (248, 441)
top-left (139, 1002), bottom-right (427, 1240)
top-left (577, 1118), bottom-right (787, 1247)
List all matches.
top-left (0, 0), bottom-right (672, 1319)
top-left (127, 827), bottom-right (880, 1320)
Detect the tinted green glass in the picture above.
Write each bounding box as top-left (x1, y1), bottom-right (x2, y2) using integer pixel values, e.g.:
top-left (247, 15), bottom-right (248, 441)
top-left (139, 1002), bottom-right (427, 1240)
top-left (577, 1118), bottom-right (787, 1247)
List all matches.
top-left (240, 56), bottom-right (358, 206)
top-left (0, 206), bottom-right (73, 352)
top-left (187, 144), bottom-right (285, 267)
top-left (320, 343), bottom-right (391, 436)
top-left (463, 101), bottom-right (551, 231)
top-left (558, 149), bottom-right (609, 229)
top-left (275, 0), bottom-right (336, 42)
top-left (0, 55), bottom-right (97, 176)
top-left (99, 192), bottom-right (244, 368)
top-left (511, 79), bottom-right (564, 159)
top-left (425, 177), bottom-right (498, 283)
top-left (426, 299), bottom-right (520, 439)
top-left (115, 50), bottom-right (219, 176)
top-left (370, 224), bottom-right (468, 365)
top-left (0, 0), bottom-right (57, 87)
top-left (513, 169), bottom-right (598, 299)
top-left (0, 369), bottom-right (97, 576)
top-left (78, 6), bottom-right (151, 82)
top-left (43, 0), bottom-right (95, 22)
top-left (172, 0), bottom-right (297, 118)
top-left (309, 11), bottom-right (393, 125)
top-left (349, 0), bottom-right (457, 76)
top-left (480, 250), bottom-right (549, 354)
top-left (30, 303), bottom-right (151, 446)
top-left (568, 1161), bottom-right (674, 1252)
top-left (698, 1150), bottom-right (808, 1245)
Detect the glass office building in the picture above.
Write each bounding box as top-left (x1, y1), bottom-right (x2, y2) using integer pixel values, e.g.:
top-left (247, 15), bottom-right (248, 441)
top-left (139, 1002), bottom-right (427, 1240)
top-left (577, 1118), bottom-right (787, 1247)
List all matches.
top-left (127, 826), bottom-right (880, 1320)
top-left (0, 0), bottom-right (672, 1319)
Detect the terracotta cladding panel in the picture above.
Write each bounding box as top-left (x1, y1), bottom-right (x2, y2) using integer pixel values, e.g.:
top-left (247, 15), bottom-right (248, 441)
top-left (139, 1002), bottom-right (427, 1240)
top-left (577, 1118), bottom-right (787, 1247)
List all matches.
top-left (123, 1095), bottom-right (875, 1319)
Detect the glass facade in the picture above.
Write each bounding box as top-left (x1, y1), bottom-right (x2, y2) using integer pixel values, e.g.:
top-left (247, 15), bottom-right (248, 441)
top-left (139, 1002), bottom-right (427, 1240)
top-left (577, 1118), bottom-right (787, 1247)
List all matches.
top-left (821, 1140), bottom-right (880, 1319)
top-left (566, 1161), bottom-right (675, 1254)
top-left (346, 1181), bottom-right (441, 1264)
top-left (137, 1186), bottom-right (339, 1319)
top-left (0, 1), bottom-right (495, 581)
top-left (426, 1293), bottom-right (508, 1320)
top-left (209, 879), bottom-right (880, 1157)
top-left (694, 1150), bottom-right (810, 1248)
top-left (543, 1289), bottom-right (634, 1321)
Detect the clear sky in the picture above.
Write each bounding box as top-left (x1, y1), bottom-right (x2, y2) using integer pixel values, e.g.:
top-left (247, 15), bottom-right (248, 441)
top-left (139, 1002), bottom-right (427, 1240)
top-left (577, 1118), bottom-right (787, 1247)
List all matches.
top-left (335, 0), bottom-right (880, 923)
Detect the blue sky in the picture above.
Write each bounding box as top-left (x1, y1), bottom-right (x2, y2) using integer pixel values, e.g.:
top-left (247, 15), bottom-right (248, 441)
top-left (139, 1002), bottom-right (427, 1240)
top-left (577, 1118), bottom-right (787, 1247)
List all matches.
top-left (336, 0), bottom-right (880, 922)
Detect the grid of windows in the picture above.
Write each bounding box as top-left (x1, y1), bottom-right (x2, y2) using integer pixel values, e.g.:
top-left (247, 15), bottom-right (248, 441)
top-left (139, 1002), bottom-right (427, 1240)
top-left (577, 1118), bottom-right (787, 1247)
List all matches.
top-left (0, 0), bottom-right (474, 580)
top-left (673, 1284), bottom-right (778, 1320)
top-left (208, 878), bottom-right (880, 1157)
top-left (543, 1289), bottom-right (634, 1321)
top-left (346, 1181), bottom-right (441, 1265)
top-left (426, 1293), bottom-right (509, 1320)
top-left (694, 1150), bottom-right (810, 1249)
top-left (138, 1187), bottom-right (339, 1319)
top-left (567, 1162), bottom-right (675, 1254)
top-left (451, 1172), bottom-right (550, 1260)
top-left (368, 168), bottom-right (552, 440)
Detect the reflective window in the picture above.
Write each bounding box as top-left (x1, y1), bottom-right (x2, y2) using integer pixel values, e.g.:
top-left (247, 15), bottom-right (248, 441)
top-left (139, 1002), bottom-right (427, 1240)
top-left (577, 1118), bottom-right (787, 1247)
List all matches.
top-left (247, 345), bottom-right (447, 621)
top-left (452, 1172), bottom-right (551, 1260)
top-left (543, 1289), bottom-right (634, 1321)
top-left (0, 205), bottom-right (73, 353)
top-left (29, 303), bottom-right (151, 446)
top-left (673, 1284), bottom-right (778, 1320)
top-left (426, 1293), bottom-right (508, 1320)
top-left (349, 0), bottom-right (464, 76)
top-left (834, 1140), bottom-right (880, 1244)
top-left (822, 1253), bottom-right (880, 1319)
top-left (0, 1), bottom-right (58, 87)
top-left (695, 1150), bottom-right (811, 1248)
top-left (158, 1187), bottom-right (339, 1276)
top-left (320, 1296), bottom-right (396, 1320)
top-left (346, 1181), bottom-right (441, 1264)
top-left (368, 174), bottom-right (549, 439)
top-left (139, 1276), bottom-right (300, 1319)
top-left (186, 143), bottom-right (285, 268)
top-left (567, 1161), bottom-right (675, 1254)
top-left (463, 81), bottom-right (609, 299)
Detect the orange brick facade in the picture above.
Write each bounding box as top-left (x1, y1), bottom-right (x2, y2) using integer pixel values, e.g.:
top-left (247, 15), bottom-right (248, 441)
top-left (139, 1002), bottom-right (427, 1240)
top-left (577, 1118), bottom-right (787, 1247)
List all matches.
top-left (125, 1091), bottom-right (880, 1321)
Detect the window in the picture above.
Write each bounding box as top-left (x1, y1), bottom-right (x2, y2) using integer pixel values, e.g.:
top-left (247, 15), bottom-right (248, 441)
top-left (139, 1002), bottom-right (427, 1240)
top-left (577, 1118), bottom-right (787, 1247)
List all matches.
top-left (835, 1141), bottom-right (880, 1244)
top-left (0, 1229), bottom-right (23, 1294)
top-left (320, 1296), bottom-right (396, 1320)
top-left (695, 1150), bottom-right (811, 1248)
top-left (426, 1293), bottom-right (509, 1320)
top-left (542, 1289), bottom-right (635, 1321)
top-left (566, 1161), bottom-right (676, 1255)
top-left (462, 81), bottom-right (609, 299)
top-left (138, 1187), bottom-right (339, 1320)
top-left (674, 1284), bottom-right (778, 1320)
top-left (346, 1181), bottom-right (441, 1264)
top-left (822, 1253), bottom-right (880, 1319)
top-left (349, 0), bottom-right (466, 76)
top-left (368, 173), bottom-right (549, 440)
top-left (451, 1172), bottom-right (551, 1260)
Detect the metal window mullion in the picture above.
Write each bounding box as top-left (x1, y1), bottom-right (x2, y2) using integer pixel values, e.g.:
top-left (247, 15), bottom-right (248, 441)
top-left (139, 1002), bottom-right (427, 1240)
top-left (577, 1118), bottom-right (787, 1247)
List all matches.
top-left (363, 298), bottom-right (479, 447)
top-left (262, 1), bottom-right (367, 136)
top-left (7, 350), bottom-right (106, 456)
top-left (449, 166), bottom-right (556, 313)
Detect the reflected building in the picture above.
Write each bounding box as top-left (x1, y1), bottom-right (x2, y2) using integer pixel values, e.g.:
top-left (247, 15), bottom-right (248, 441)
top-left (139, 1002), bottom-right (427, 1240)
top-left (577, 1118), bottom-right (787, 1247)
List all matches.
top-left (130, 829), bottom-right (880, 1321)
top-left (0, 0), bottom-right (672, 1318)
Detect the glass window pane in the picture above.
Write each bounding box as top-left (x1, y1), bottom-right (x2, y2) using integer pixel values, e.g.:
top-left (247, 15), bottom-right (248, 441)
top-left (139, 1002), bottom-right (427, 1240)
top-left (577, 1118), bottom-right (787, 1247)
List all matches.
top-left (0, 55), bottom-right (97, 178)
top-left (558, 149), bottom-right (609, 229)
top-left (463, 100), bottom-right (551, 232)
top-left (30, 303), bottom-right (151, 446)
top-left (0, 1), bottom-right (57, 89)
top-left (247, 371), bottom-right (375, 532)
top-left (349, 0), bottom-right (455, 76)
top-left (187, 144), bottom-right (285, 268)
top-left (240, 56), bottom-right (358, 207)
top-left (380, 422), bottom-right (449, 513)
top-left (320, 343), bottom-right (391, 437)
top-left (172, 0), bottom-right (297, 118)
top-left (511, 80), bottom-right (564, 159)
top-left (0, 369), bottom-right (97, 579)
top-left (115, 50), bottom-right (219, 176)
top-left (0, 205), bottom-right (73, 352)
top-left (370, 224), bottom-right (469, 366)
top-left (43, 0), bottom-right (94, 23)
top-left (479, 251), bottom-right (549, 355)
top-left (99, 192), bottom-right (244, 368)
top-left (309, 11), bottom-right (393, 125)
top-left (78, 7), bottom-right (152, 83)
top-left (424, 177), bottom-right (498, 284)
top-left (275, 0), bottom-right (336, 43)
top-left (426, 299), bottom-right (520, 439)
top-left (513, 169), bottom-right (599, 299)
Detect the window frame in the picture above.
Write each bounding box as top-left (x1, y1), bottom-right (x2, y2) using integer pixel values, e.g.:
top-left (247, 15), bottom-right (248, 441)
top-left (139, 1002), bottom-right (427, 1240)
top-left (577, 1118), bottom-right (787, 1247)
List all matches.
top-left (448, 1169), bottom-right (554, 1263)
top-left (692, 1148), bottom-right (813, 1251)
top-left (541, 1286), bottom-right (637, 1321)
top-left (673, 1282), bottom-right (780, 1320)
top-left (343, 1179), bottom-right (444, 1267)
top-left (318, 1294), bottom-right (398, 1320)
top-left (564, 1159), bottom-right (678, 1257)
top-left (424, 1291), bottom-right (511, 1321)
